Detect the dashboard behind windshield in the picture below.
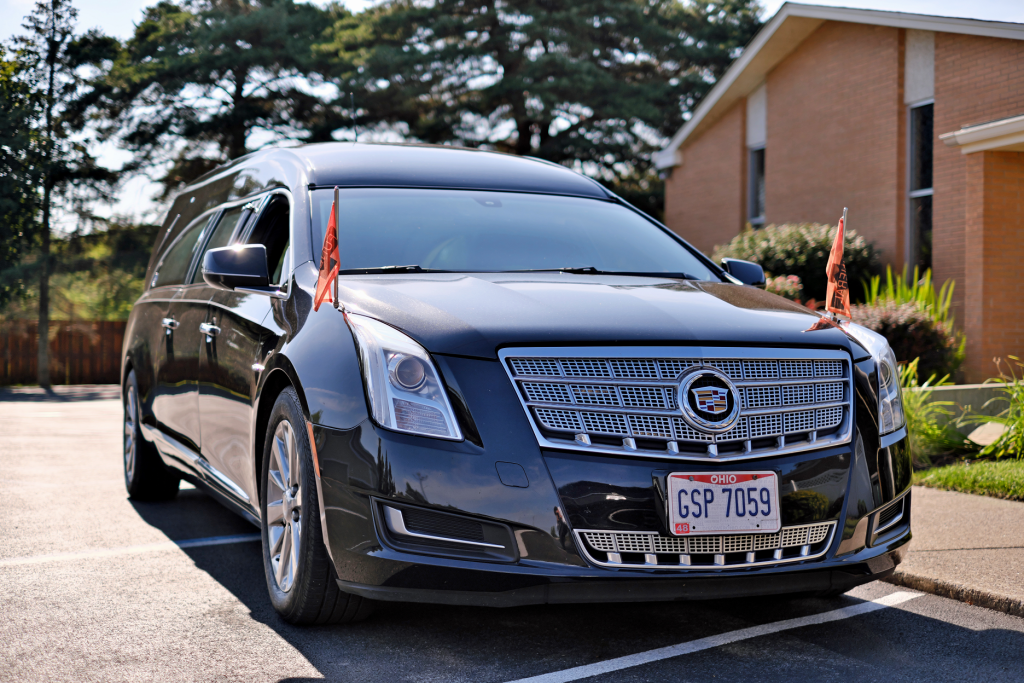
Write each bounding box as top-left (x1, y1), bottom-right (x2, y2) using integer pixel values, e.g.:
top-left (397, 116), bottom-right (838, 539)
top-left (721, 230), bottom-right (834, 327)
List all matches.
top-left (311, 188), bottom-right (718, 280)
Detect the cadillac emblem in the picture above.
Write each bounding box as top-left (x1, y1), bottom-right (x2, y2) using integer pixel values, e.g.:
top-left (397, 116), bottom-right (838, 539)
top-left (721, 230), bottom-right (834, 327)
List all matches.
top-left (678, 368), bottom-right (741, 434)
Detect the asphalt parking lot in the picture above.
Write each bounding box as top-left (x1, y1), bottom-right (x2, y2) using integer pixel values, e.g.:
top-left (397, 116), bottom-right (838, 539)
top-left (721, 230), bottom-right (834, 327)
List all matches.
top-left (2, 390), bottom-right (1024, 682)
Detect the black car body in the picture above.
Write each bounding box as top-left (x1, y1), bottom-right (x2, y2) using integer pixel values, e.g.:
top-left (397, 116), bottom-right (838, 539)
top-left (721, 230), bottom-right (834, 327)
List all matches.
top-left (121, 143), bottom-right (911, 623)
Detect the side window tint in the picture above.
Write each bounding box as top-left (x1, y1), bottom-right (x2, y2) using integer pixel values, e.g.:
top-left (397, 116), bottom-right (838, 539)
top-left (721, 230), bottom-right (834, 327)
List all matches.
top-left (152, 216), bottom-right (212, 289)
top-left (247, 196), bottom-right (291, 285)
top-left (190, 206), bottom-right (247, 284)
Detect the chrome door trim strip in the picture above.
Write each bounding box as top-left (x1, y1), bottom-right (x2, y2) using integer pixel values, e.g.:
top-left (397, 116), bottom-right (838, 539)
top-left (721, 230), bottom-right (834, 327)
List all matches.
top-left (141, 424), bottom-right (249, 503)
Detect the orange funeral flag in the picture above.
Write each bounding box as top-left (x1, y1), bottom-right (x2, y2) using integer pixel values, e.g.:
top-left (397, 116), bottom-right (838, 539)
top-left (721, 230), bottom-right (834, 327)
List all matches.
top-left (825, 209), bottom-right (852, 318)
top-left (313, 191), bottom-right (340, 312)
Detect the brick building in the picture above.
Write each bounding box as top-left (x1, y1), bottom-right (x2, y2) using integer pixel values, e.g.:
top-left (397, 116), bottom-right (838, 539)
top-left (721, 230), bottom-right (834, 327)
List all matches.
top-left (654, 3), bottom-right (1024, 382)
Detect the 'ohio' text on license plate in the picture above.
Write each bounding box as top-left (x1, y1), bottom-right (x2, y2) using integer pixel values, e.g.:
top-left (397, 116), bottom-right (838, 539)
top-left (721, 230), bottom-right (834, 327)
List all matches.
top-left (668, 472), bottom-right (781, 535)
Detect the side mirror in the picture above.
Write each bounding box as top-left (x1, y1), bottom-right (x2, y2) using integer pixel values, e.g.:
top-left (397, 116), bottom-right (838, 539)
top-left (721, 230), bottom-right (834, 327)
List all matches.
top-left (720, 258), bottom-right (766, 288)
top-left (203, 245), bottom-right (269, 291)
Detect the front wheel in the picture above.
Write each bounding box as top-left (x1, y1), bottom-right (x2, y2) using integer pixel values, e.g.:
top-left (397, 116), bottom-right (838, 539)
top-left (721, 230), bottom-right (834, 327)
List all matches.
top-left (260, 387), bottom-right (374, 625)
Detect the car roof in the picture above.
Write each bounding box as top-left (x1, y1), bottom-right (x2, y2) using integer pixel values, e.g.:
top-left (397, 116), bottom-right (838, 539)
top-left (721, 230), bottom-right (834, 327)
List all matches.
top-left (279, 142), bottom-right (612, 199)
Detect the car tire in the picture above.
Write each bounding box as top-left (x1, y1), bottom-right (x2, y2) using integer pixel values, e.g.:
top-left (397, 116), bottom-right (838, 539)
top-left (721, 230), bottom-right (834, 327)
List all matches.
top-left (123, 369), bottom-right (180, 501)
top-left (260, 387), bottom-right (374, 625)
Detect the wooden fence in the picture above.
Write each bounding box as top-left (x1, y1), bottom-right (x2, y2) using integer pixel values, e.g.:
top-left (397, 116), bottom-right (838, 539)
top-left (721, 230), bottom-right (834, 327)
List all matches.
top-left (0, 321), bottom-right (126, 386)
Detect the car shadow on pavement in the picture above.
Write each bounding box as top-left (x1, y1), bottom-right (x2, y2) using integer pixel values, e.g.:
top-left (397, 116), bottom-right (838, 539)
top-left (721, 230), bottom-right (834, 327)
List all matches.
top-left (129, 487), bottom-right (1024, 683)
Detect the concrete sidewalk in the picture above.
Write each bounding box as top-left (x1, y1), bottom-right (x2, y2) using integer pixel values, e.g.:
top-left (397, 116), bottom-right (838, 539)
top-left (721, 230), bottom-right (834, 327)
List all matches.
top-left (887, 485), bottom-right (1024, 617)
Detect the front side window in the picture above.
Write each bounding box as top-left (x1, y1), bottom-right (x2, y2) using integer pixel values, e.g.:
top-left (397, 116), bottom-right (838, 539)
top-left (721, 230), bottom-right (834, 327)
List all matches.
top-left (152, 215), bottom-right (213, 289)
top-left (311, 189), bottom-right (717, 280)
top-left (189, 206), bottom-right (248, 284)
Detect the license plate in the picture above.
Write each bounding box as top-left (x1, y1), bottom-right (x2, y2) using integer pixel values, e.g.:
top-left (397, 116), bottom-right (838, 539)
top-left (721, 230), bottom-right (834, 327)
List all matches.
top-left (667, 471), bottom-right (780, 535)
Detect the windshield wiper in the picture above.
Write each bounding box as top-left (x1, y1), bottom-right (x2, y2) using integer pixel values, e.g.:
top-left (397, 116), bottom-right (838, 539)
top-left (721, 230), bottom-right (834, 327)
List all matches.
top-left (337, 265), bottom-right (453, 274)
top-left (500, 267), bottom-right (701, 279)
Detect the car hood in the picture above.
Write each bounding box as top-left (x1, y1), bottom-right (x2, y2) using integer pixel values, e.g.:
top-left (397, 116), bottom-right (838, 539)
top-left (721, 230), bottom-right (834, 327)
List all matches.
top-left (318, 267), bottom-right (869, 360)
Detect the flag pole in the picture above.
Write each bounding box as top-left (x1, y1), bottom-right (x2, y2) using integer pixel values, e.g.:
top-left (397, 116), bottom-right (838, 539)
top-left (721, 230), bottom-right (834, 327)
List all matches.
top-left (333, 186), bottom-right (341, 310)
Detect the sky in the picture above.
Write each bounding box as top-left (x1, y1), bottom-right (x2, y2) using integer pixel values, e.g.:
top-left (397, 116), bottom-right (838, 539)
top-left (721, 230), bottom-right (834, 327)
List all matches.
top-left (1, 0), bottom-right (1021, 224)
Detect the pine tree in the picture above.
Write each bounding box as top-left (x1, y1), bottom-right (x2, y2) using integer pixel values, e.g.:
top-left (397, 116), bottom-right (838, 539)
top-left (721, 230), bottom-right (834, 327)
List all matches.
top-left (10, 0), bottom-right (118, 387)
top-left (98, 0), bottom-right (331, 196)
top-left (319, 0), bottom-right (762, 215)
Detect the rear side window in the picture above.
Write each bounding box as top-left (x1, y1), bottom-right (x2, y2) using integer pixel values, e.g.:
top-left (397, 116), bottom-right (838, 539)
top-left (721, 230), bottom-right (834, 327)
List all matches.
top-left (189, 206), bottom-right (248, 284)
top-left (152, 216), bottom-right (212, 289)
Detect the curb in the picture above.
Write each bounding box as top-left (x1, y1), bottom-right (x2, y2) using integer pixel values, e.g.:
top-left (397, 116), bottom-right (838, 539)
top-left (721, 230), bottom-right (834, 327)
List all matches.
top-left (884, 570), bottom-right (1024, 619)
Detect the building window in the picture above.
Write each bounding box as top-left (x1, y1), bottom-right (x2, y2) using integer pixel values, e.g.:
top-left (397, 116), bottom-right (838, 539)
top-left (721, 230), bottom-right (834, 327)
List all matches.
top-left (748, 146), bottom-right (766, 227)
top-left (908, 102), bottom-right (933, 271)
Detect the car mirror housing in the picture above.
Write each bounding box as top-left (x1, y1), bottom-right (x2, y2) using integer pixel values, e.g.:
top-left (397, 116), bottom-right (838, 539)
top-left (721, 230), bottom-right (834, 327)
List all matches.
top-left (720, 258), bottom-right (766, 288)
top-left (203, 245), bottom-right (270, 291)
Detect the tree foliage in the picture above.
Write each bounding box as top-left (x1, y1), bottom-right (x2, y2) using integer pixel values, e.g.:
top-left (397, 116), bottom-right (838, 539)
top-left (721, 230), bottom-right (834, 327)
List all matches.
top-left (0, 47), bottom-right (41, 308)
top-left (99, 0), bottom-right (334, 196)
top-left (320, 0), bottom-right (762, 214)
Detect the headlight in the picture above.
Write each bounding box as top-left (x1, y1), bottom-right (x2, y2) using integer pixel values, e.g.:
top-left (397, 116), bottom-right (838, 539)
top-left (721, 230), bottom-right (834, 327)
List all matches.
top-left (345, 313), bottom-right (463, 440)
top-left (845, 322), bottom-right (905, 435)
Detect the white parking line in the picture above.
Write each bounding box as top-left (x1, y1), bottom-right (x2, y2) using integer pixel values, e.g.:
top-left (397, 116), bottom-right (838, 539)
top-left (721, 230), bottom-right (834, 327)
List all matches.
top-left (506, 591), bottom-right (922, 683)
top-left (0, 533), bottom-right (261, 568)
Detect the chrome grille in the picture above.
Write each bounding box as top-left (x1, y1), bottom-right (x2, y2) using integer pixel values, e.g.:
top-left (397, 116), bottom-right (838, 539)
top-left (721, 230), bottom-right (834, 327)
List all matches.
top-left (577, 522), bottom-right (836, 570)
top-left (501, 347), bottom-right (854, 462)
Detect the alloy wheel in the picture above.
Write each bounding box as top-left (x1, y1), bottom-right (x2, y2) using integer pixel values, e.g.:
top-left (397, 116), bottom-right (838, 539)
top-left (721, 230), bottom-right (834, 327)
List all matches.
top-left (267, 420), bottom-right (302, 592)
top-left (124, 385), bottom-right (137, 483)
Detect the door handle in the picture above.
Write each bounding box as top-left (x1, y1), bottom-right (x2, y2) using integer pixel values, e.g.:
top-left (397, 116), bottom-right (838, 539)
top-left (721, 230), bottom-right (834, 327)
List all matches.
top-left (161, 318), bottom-right (179, 335)
top-left (199, 323), bottom-right (221, 339)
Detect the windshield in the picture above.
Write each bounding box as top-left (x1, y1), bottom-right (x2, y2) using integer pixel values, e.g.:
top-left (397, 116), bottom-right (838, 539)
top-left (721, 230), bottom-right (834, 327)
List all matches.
top-left (311, 189), bottom-right (718, 280)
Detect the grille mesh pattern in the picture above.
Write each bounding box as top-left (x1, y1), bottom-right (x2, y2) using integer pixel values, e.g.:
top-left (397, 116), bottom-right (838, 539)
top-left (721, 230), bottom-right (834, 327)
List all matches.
top-left (572, 385), bottom-right (620, 406)
top-left (815, 360), bottom-right (843, 377)
top-left (658, 359), bottom-right (699, 378)
top-left (561, 359), bottom-right (610, 377)
top-left (629, 415), bottom-right (673, 438)
top-left (743, 360), bottom-right (779, 379)
top-left (508, 352), bottom-right (850, 458)
top-left (708, 360), bottom-right (743, 378)
top-left (745, 386), bottom-right (780, 408)
top-left (511, 358), bottom-right (562, 376)
top-left (748, 414), bottom-right (783, 439)
top-left (816, 383), bottom-right (844, 403)
top-left (581, 412), bottom-right (629, 435)
top-left (817, 406), bottom-right (844, 429)
top-left (534, 408), bottom-right (580, 432)
top-left (780, 360), bottom-right (814, 378)
top-left (784, 410), bottom-right (816, 434)
top-left (782, 384), bottom-right (815, 405)
top-left (619, 386), bottom-right (668, 409)
top-left (687, 536), bottom-right (722, 554)
top-left (579, 522), bottom-right (833, 561)
top-left (672, 418), bottom-right (714, 443)
top-left (652, 536), bottom-right (689, 553)
top-left (522, 382), bottom-right (572, 404)
top-left (610, 359), bottom-right (659, 378)
top-left (614, 534), bottom-right (653, 553)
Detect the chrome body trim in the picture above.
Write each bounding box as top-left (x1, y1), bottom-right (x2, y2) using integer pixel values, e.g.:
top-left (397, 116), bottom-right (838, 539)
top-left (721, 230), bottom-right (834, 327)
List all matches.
top-left (498, 346), bottom-right (854, 462)
top-left (382, 505), bottom-right (505, 549)
top-left (140, 424), bottom-right (250, 505)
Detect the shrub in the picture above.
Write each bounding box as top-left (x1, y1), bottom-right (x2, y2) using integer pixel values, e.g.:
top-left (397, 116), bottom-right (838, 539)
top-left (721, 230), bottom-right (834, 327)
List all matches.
top-left (859, 265), bottom-right (965, 378)
top-left (712, 223), bottom-right (880, 302)
top-left (976, 356), bottom-right (1024, 460)
top-left (764, 274), bottom-right (803, 301)
top-left (899, 358), bottom-right (975, 466)
top-left (851, 300), bottom-right (960, 380)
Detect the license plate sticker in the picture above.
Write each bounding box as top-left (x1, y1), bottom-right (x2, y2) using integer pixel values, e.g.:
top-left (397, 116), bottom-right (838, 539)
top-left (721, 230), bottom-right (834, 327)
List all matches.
top-left (667, 471), bottom-right (781, 536)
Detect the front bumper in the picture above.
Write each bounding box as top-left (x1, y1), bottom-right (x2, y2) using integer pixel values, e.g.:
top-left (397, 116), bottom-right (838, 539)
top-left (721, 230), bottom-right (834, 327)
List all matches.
top-left (310, 354), bottom-right (913, 608)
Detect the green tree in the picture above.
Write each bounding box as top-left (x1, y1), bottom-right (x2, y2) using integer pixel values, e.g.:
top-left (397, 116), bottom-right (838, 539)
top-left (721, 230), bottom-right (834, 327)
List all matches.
top-left (319, 0), bottom-right (762, 215)
top-left (99, 0), bottom-right (331, 196)
top-left (10, 0), bottom-right (119, 387)
top-left (0, 47), bottom-right (41, 310)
